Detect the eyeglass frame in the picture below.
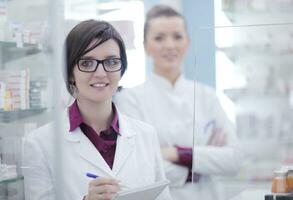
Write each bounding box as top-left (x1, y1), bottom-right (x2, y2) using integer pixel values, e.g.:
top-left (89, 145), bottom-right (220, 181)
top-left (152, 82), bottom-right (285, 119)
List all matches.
top-left (76, 57), bottom-right (123, 73)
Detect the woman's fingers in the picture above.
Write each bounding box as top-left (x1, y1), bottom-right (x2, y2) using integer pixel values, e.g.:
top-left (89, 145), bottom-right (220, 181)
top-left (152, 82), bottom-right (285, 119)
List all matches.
top-left (90, 177), bottom-right (120, 187)
top-left (161, 146), bottom-right (179, 162)
top-left (93, 183), bottom-right (120, 194)
top-left (91, 191), bottom-right (117, 200)
top-left (208, 127), bottom-right (227, 146)
top-left (87, 177), bottom-right (120, 200)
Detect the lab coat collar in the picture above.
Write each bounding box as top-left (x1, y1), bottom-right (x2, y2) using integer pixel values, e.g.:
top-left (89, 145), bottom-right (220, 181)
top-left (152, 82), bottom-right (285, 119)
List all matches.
top-left (64, 109), bottom-right (136, 177)
top-left (111, 112), bottom-right (135, 175)
top-left (150, 73), bottom-right (186, 91)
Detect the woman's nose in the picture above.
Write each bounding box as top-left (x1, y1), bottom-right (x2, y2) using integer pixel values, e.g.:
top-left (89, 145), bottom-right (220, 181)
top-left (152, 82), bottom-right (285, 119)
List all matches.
top-left (93, 63), bottom-right (107, 77)
top-left (164, 38), bottom-right (176, 48)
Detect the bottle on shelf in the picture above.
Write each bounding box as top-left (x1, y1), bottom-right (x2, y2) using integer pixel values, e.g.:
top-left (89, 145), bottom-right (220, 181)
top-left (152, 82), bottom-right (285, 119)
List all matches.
top-left (271, 169), bottom-right (289, 194)
top-left (287, 168), bottom-right (293, 193)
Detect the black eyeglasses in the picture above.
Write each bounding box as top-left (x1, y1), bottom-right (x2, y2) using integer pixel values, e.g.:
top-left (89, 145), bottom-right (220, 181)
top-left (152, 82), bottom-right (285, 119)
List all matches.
top-left (77, 58), bottom-right (122, 73)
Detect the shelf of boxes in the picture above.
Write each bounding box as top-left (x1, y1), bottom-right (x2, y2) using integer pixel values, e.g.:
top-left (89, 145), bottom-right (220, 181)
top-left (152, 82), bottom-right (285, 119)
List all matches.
top-left (216, 0), bottom-right (293, 187)
top-left (222, 0), bottom-right (293, 15)
top-left (0, 0), bottom-right (50, 199)
top-left (0, 108), bottom-right (46, 123)
top-left (0, 175), bottom-right (24, 200)
top-left (0, 69), bottom-right (30, 111)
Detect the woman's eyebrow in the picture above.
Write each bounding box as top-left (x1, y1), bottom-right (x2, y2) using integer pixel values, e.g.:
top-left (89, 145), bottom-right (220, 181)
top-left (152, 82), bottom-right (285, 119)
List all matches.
top-left (154, 32), bottom-right (165, 36)
top-left (104, 55), bottom-right (120, 59)
top-left (79, 56), bottom-right (94, 59)
top-left (80, 55), bottom-right (119, 59)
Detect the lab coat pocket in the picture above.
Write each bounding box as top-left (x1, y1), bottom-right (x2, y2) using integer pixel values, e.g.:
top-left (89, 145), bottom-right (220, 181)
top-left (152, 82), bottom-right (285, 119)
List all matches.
top-left (194, 119), bottom-right (215, 145)
top-left (123, 158), bottom-right (155, 188)
top-left (137, 158), bottom-right (155, 184)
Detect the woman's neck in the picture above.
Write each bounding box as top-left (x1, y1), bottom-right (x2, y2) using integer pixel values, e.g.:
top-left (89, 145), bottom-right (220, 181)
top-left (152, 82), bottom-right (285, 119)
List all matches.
top-left (76, 99), bottom-right (113, 134)
top-left (154, 67), bottom-right (181, 85)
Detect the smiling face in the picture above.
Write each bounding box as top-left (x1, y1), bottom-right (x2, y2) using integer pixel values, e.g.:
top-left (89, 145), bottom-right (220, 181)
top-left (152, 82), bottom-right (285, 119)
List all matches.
top-left (144, 16), bottom-right (189, 78)
top-left (72, 39), bottom-right (121, 105)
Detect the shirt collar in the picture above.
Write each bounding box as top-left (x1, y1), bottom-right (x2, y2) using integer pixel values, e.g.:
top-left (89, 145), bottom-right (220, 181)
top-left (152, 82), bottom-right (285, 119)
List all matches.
top-left (150, 72), bottom-right (185, 91)
top-left (68, 99), bottom-right (120, 134)
top-left (69, 100), bottom-right (83, 132)
top-left (111, 105), bottom-right (119, 133)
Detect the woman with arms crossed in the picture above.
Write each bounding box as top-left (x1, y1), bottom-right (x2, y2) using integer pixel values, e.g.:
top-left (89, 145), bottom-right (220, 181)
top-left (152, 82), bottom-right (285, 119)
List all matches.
top-left (115, 5), bottom-right (242, 200)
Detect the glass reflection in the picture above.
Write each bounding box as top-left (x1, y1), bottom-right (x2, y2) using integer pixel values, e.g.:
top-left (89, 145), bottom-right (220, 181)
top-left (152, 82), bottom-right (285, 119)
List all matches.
top-left (194, 23), bottom-right (293, 200)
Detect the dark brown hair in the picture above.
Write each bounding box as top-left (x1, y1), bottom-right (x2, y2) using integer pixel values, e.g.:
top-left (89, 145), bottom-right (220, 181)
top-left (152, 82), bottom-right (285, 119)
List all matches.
top-left (144, 4), bottom-right (187, 42)
top-left (65, 19), bottom-right (127, 95)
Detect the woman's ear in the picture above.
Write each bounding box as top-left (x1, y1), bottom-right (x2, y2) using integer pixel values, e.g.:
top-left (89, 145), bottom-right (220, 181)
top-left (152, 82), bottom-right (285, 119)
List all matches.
top-left (69, 76), bottom-right (75, 85)
top-left (144, 40), bottom-right (151, 56)
top-left (183, 35), bottom-right (190, 54)
top-left (183, 32), bottom-right (190, 48)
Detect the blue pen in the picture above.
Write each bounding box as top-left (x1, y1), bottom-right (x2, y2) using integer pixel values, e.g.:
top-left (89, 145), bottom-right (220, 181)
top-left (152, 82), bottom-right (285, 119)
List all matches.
top-left (86, 172), bottom-right (99, 179)
top-left (203, 119), bottom-right (216, 134)
top-left (86, 173), bottom-right (130, 189)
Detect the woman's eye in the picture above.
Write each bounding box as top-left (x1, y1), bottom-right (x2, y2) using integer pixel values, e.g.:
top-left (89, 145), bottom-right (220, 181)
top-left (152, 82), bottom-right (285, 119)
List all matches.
top-left (174, 34), bottom-right (183, 40)
top-left (154, 36), bottom-right (163, 41)
top-left (104, 59), bottom-right (118, 66)
top-left (81, 60), bottom-right (94, 67)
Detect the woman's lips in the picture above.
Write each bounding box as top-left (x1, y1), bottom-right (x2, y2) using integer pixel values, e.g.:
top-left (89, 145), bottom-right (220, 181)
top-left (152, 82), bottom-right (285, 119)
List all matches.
top-left (90, 83), bottom-right (109, 88)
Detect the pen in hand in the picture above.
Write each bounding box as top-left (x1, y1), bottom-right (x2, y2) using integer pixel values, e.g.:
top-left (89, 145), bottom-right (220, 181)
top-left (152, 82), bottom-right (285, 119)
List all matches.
top-left (86, 172), bottom-right (130, 189)
top-left (86, 172), bottom-right (99, 179)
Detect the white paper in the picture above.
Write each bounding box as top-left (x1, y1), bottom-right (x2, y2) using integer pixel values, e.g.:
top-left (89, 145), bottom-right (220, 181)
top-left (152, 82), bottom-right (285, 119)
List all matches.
top-left (113, 180), bottom-right (169, 200)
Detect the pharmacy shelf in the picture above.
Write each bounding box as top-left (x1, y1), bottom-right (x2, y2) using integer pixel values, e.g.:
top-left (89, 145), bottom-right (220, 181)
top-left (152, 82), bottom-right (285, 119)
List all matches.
top-left (0, 175), bottom-right (23, 184)
top-left (216, 176), bottom-right (271, 200)
top-left (0, 40), bottom-right (41, 64)
top-left (0, 108), bottom-right (46, 123)
top-left (0, 175), bottom-right (24, 200)
top-left (222, 11), bottom-right (293, 23)
top-left (218, 47), bottom-right (293, 56)
top-left (0, 41), bottom-right (38, 48)
top-left (223, 88), bottom-right (289, 102)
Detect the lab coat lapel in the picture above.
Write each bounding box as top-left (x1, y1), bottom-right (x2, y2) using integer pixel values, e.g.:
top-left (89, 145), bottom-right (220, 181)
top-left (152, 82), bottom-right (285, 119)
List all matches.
top-left (65, 128), bottom-right (113, 176)
top-left (112, 114), bottom-right (135, 175)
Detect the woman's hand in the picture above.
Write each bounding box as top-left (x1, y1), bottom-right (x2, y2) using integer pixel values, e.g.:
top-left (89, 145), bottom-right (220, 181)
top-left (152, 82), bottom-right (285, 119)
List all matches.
top-left (85, 177), bottom-right (120, 200)
top-left (161, 146), bottom-right (179, 162)
top-left (207, 127), bottom-right (227, 146)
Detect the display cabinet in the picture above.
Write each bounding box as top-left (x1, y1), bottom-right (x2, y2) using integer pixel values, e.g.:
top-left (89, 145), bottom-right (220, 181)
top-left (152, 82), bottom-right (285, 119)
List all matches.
top-left (195, 23), bottom-right (293, 200)
top-left (0, 176), bottom-right (24, 200)
top-left (196, 1), bottom-right (293, 199)
top-left (0, 0), bottom-right (51, 199)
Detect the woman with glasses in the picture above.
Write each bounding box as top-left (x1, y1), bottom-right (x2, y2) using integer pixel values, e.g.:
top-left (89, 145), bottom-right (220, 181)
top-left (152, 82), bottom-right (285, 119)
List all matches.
top-left (22, 20), bottom-right (172, 200)
top-left (115, 5), bottom-right (241, 200)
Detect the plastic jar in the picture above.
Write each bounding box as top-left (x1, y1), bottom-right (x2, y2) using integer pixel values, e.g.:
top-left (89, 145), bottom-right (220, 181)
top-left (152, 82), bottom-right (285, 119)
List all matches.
top-left (271, 170), bottom-right (289, 193)
top-left (287, 169), bottom-right (293, 193)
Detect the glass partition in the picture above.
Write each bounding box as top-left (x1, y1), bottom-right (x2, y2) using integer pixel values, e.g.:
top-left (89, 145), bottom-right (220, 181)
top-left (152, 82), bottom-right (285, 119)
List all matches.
top-left (193, 23), bottom-right (293, 200)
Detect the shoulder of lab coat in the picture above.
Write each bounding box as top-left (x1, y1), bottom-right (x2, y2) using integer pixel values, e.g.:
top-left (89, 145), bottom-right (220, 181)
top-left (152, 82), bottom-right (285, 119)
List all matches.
top-left (114, 84), bottom-right (146, 120)
top-left (22, 121), bottom-right (56, 200)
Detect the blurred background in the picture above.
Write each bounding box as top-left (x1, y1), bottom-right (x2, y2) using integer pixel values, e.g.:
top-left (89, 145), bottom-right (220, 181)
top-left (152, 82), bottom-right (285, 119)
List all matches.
top-left (0, 0), bottom-right (293, 199)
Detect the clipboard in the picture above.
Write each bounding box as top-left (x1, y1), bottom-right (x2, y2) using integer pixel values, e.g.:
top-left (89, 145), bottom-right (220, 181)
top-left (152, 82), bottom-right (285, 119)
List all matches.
top-left (113, 180), bottom-right (169, 200)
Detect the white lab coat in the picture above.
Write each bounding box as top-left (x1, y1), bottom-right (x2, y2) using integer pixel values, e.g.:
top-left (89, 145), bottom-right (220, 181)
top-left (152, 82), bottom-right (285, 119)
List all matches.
top-left (114, 74), bottom-right (241, 200)
top-left (22, 107), bottom-right (172, 200)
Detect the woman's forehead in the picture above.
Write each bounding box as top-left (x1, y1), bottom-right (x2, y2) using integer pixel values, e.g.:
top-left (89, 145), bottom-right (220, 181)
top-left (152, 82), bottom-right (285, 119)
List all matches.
top-left (148, 16), bottom-right (186, 32)
top-left (84, 39), bottom-right (120, 57)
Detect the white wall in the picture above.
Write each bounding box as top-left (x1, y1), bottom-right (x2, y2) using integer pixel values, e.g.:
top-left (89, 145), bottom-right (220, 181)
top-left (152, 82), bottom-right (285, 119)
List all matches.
top-left (160, 0), bottom-right (182, 12)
